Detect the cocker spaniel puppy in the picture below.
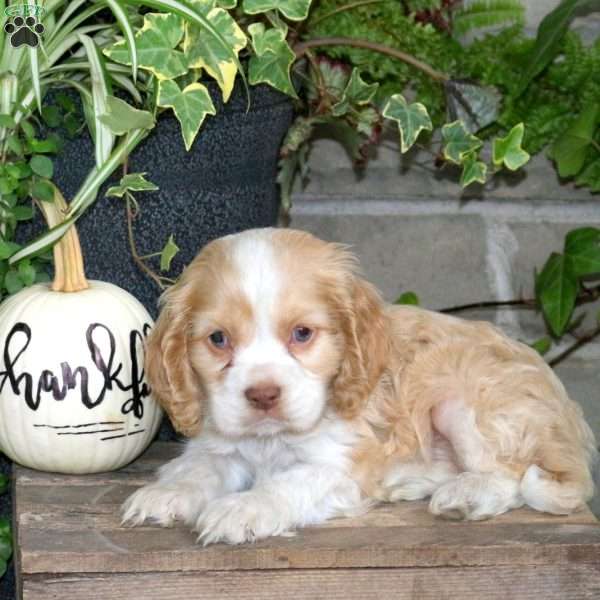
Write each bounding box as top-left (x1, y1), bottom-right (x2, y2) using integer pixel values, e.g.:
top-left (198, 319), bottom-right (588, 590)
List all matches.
top-left (123, 228), bottom-right (596, 544)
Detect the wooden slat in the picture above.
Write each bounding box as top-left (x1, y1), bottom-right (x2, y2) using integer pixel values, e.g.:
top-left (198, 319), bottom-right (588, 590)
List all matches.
top-left (18, 520), bottom-right (600, 574)
top-left (22, 565), bottom-right (600, 600)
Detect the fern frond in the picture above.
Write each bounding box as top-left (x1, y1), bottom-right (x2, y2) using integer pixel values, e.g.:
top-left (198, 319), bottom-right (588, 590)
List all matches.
top-left (453, 0), bottom-right (525, 36)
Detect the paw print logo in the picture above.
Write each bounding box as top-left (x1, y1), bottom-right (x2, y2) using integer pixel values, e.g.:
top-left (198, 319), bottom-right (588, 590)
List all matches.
top-left (4, 15), bottom-right (44, 48)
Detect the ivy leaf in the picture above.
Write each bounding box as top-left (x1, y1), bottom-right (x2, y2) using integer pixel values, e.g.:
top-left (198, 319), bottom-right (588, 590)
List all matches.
top-left (98, 96), bottom-right (155, 136)
top-left (441, 120), bottom-right (482, 164)
top-left (243, 0), bottom-right (313, 21)
top-left (492, 123), bottom-right (530, 171)
top-left (157, 80), bottom-right (216, 151)
top-left (247, 23), bottom-right (297, 98)
top-left (106, 173), bottom-right (159, 198)
top-left (29, 155), bottom-right (54, 178)
top-left (104, 13), bottom-right (187, 80)
top-left (444, 79), bottom-right (501, 133)
top-left (331, 68), bottom-right (378, 117)
top-left (575, 158), bottom-right (600, 193)
top-left (160, 235), bottom-right (180, 271)
top-left (550, 105), bottom-right (599, 178)
top-left (184, 7), bottom-right (247, 103)
top-left (536, 252), bottom-right (578, 337)
top-left (382, 94), bottom-right (433, 153)
top-left (395, 291), bottom-right (419, 305)
top-left (517, 0), bottom-right (587, 95)
top-left (564, 227), bottom-right (600, 278)
top-left (530, 336), bottom-right (552, 356)
top-left (460, 154), bottom-right (487, 187)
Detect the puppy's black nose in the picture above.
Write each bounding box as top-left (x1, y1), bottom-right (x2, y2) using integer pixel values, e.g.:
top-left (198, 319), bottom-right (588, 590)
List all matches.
top-left (245, 384), bottom-right (281, 411)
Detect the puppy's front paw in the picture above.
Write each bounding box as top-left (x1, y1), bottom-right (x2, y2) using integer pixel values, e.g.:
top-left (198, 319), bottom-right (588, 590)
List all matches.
top-left (196, 491), bottom-right (289, 545)
top-left (122, 482), bottom-right (206, 527)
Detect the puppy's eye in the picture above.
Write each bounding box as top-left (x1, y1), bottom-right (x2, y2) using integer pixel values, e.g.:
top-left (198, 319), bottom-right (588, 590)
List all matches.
top-left (209, 330), bottom-right (228, 348)
top-left (291, 326), bottom-right (313, 344)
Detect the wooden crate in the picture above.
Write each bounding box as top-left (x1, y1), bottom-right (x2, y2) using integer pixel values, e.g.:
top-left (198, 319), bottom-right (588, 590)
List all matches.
top-left (13, 442), bottom-right (600, 599)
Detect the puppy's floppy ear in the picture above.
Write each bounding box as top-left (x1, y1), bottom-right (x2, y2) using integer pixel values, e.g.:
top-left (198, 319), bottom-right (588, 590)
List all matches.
top-left (331, 275), bottom-right (390, 417)
top-left (145, 282), bottom-right (203, 437)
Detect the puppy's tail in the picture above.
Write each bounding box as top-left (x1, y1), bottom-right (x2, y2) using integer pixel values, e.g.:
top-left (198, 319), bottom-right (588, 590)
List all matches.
top-left (520, 464), bottom-right (594, 514)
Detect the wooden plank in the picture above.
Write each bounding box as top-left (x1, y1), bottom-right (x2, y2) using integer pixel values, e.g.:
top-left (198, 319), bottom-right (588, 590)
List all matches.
top-left (14, 487), bottom-right (597, 533)
top-left (14, 442), bottom-right (182, 487)
top-left (18, 520), bottom-right (600, 574)
top-left (22, 565), bottom-right (600, 600)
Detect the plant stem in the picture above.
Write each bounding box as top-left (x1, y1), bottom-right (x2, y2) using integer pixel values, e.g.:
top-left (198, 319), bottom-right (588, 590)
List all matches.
top-left (125, 194), bottom-right (169, 291)
top-left (549, 325), bottom-right (600, 367)
top-left (310, 0), bottom-right (389, 27)
top-left (294, 37), bottom-right (449, 82)
top-left (440, 298), bottom-right (536, 313)
top-left (37, 185), bottom-right (89, 293)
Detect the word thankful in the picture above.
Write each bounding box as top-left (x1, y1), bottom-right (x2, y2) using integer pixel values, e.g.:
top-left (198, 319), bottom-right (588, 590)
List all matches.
top-left (0, 321), bottom-right (152, 417)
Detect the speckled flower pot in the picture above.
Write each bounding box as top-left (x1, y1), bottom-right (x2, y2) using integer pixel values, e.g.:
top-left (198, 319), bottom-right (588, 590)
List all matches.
top-left (22, 80), bottom-right (294, 317)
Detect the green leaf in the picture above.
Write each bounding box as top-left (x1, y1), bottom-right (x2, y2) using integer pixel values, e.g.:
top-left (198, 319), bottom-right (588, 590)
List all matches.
top-left (453, 0), bottom-right (524, 36)
top-left (382, 94), bottom-right (433, 153)
top-left (157, 80), bottom-right (216, 151)
top-left (331, 68), bottom-right (378, 117)
top-left (0, 241), bottom-right (21, 260)
top-left (0, 474), bottom-right (8, 494)
top-left (395, 291), bottom-right (420, 305)
top-left (13, 206), bottom-right (34, 221)
top-left (29, 46), bottom-right (42, 114)
top-left (441, 120), bottom-right (482, 164)
top-left (530, 336), bottom-right (552, 356)
top-left (0, 114), bottom-right (15, 128)
top-left (105, 13), bottom-right (187, 79)
top-left (106, 0), bottom-right (139, 82)
top-left (183, 6), bottom-right (247, 103)
top-left (29, 155), bottom-right (54, 179)
top-left (6, 135), bottom-right (23, 157)
top-left (516, 0), bottom-right (588, 95)
top-left (575, 159), bottom-right (600, 193)
top-left (78, 34), bottom-right (115, 167)
top-left (551, 105), bottom-right (599, 178)
top-left (536, 252), bottom-right (578, 337)
top-left (17, 259), bottom-right (37, 286)
top-left (160, 234), bottom-right (180, 271)
top-left (98, 96), bottom-right (155, 135)
top-left (20, 121), bottom-right (36, 140)
top-left (31, 180), bottom-right (55, 202)
top-left (247, 23), bottom-right (297, 98)
top-left (444, 80), bottom-right (501, 133)
top-left (28, 137), bottom-right (61, 154)
top-left (41, 106), bottom-right (61, 128)
top-left (492, 123), bottom-right (530, 171)
top-left (4, 270), bottom-right (24, 295)
top-left (106, 173), bottom-right (159, 198)
top-left (243, 0), bottom-right (313, 20)
top-left (460, 154), bottom-right (487, 187)
top-left (564, 227), bottom-right (600, 278)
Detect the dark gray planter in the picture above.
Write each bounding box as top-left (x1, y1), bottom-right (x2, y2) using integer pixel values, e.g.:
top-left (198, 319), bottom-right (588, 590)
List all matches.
top-left (20, 79), bottom-right (294, 316)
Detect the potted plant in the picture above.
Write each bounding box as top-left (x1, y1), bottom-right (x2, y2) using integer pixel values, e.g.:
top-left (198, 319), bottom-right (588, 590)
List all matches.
top-left (4, 0), bottom-right (537, 314)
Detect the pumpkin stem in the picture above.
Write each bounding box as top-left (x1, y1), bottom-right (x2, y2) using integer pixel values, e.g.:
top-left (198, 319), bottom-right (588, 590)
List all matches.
top-left (38, 185), bottom-right (89, 293)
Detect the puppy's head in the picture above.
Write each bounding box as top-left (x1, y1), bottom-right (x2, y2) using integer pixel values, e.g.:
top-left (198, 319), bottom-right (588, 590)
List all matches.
top-left (146, 228), bottom-right (389, 438)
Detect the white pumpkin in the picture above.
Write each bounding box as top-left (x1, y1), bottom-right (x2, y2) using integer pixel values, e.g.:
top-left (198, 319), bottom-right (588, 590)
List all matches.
top-left (0, 188), bottom-right (162, 473)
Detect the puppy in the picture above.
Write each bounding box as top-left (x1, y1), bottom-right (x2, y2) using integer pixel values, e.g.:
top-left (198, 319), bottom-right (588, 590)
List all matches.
top-left (123, 228), bottom-right (597, 544)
